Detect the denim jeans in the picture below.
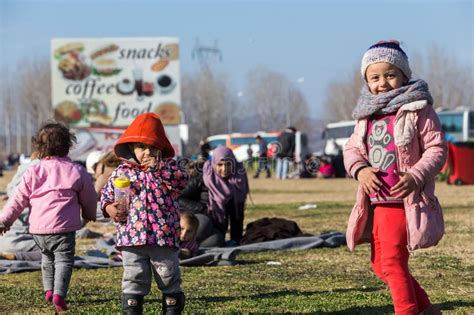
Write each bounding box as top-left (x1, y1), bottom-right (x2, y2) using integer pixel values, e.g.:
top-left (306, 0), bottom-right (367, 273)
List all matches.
top-left (276, 158), bottom-right (290, 179)
top-left (254, 157), bottom-right (271, 178)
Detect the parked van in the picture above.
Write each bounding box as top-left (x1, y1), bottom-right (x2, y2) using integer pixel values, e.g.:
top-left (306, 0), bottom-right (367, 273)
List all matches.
top-left (437, 108), bottom-right (474, 142)
top-left (322, 120), bottom-right (356, 155)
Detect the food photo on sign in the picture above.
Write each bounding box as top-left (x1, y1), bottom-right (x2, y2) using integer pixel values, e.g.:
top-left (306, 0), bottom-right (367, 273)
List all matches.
top-left (55, 42), bottom-right (91, 81)
top-left (51, 37), bottom-right (186, 156)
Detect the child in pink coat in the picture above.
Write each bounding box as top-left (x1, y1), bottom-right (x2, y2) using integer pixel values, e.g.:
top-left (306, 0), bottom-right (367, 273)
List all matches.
top-left (344, 40), bottom-right (446, 315)
top-left (0, 122), bottom-right (97, 312)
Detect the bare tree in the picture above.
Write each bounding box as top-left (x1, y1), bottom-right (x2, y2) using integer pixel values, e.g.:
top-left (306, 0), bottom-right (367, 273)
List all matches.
top-left (181, 65), bottom-right (233, 154)
top-left (19, 57), bottom-right (53, 152)
top-left (1, 83), bottom-right (15, 159)
top-left (20, 58), bottom-right (53, 124)
top-left (243, 66), bottom-right (310, 131)
top-left (323, 44), bottom-right (473, 121)
top-left (288, 86), bottom-right (310, 131)
top-left (321, 69), bottom-right (363, 121)
top-left (411, 44), bottom-right (473, 110)
top-left (1, 57), bottom-right (52, 156)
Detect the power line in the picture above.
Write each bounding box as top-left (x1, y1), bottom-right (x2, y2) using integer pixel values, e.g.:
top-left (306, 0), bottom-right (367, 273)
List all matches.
top-left (191, 38), bottom-right (223, 66)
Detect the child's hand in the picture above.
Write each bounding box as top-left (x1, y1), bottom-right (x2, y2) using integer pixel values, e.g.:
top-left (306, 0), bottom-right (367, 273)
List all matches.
top-left (141, 156), bottom-right (157, 170)
top-left (179, 248), bottom-right (192, 259)
top-left (105, 203), bottom-right (128, 223)
top-left (357, 167), bottom-right (382, 195)
top-left (391, 171), bottom-right (417, 198)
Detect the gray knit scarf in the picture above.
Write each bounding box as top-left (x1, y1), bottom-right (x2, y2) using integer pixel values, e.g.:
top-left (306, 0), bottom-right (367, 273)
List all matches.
top-left (352, 79), bottom-right (433, 120)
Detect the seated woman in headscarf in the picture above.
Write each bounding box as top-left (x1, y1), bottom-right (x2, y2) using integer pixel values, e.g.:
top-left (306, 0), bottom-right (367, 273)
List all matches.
top-left (201, 146), bottom-right (249, 247)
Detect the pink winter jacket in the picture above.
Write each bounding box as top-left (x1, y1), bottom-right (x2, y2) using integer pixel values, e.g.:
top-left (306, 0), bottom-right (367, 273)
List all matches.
top-left (0, 156), bottom-right (97, 234)
top-left (344, 101), bottom-right (447, 251)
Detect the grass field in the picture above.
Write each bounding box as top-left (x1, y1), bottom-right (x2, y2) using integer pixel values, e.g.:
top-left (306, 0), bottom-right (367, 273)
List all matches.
top-left (0, 170), bottom-right (473, 314)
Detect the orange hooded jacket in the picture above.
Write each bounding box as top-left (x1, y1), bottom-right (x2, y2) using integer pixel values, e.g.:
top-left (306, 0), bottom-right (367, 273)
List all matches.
top-left (114, 112), bottom-right (175, 161)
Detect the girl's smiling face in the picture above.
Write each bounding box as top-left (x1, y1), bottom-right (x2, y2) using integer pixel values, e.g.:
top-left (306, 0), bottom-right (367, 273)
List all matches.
top-left (366, 62), bottom-right (407, 95)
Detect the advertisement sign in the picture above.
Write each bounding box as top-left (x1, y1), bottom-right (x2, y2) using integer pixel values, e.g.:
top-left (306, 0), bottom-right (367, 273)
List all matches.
top-left (51, 37), bottom-right (184, 157)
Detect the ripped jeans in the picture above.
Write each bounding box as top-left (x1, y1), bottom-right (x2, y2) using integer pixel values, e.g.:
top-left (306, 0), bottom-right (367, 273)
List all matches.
top-left (121, 246), bottom-right (182, 296)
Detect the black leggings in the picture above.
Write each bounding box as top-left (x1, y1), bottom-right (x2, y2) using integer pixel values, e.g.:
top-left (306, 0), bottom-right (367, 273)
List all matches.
top-left (225, 201), bottom-right (244, 244)
top-left (195, 214), bottom-right (224, 247)
top-left (195, 200), bottom-right (244, 247)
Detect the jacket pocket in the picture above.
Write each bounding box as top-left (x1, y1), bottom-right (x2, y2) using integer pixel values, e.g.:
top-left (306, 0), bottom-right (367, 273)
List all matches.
top-left (406, 194), bottom-right (445, 250)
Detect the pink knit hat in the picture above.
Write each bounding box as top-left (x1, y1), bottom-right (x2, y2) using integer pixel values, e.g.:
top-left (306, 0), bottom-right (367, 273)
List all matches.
top-left (361, 40), bottom-right (411, 81)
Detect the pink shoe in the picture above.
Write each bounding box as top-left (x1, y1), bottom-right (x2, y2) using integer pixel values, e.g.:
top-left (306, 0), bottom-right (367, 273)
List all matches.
top-left (45, 290), bottom-right (53, 303)
top-left (52, 294), bottom-right (68, 312)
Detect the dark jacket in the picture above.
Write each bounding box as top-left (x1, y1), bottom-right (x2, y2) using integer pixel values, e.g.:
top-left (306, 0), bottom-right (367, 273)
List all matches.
top-left (179, 174), bottom-right (208, 214)
top-left (257, 139), bottom-right (268, 158)
top-left (276, 130), bottom-right (295, 158)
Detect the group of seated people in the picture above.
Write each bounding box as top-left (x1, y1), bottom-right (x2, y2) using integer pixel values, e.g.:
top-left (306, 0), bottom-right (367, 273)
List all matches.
top-left (299, 154), bottom-right (344, 179)
top-left (0, 146), bottom-right (249, 261)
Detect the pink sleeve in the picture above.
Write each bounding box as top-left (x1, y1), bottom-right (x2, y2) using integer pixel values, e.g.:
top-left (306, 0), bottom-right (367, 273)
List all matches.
top-left (0, 170), bottom-right (32, 227)
top-left (77, 167), bottom-right (98, 221)
top-left (408, 106), bottom-right (448, 186)
top-left (343, 121), bottom-right (369, 178)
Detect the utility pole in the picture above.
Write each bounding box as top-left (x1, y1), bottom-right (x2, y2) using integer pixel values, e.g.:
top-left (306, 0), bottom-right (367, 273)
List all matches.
top-left (191, 38), bottom-right (223, 66)
top-left (191, 38), bottom-right (232, 133)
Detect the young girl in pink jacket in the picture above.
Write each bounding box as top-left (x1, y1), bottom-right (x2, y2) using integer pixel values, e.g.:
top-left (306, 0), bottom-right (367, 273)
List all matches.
top-left (344, 41), bottom-right (447, 315)
top-left (0, 122), bottom-right (97, 312)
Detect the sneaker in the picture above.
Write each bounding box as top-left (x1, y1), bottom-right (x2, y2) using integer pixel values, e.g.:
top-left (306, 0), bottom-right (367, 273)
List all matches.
top-left (45, 290), bottom-right (53, 303)
top-left (53, 294), bottom-right (68, 312)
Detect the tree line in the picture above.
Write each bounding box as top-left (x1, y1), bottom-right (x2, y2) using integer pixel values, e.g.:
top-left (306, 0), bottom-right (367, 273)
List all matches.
top-left (322, 44), bottom-right (473, 120)
top-left (0, 61), bottom-right (311, 158)
top-left (1, 44), bottom-right (472, 159)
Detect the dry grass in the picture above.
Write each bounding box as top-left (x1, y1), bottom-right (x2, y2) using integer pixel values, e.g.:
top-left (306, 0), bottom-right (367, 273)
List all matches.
top-left (0, 169), bottom-right (473, 313)
top-left (248, 176), bottom-right (474, 207)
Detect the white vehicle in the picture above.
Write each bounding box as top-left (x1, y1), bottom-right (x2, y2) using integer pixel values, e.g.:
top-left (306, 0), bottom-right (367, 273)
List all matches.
top-left (437, 108), bottom-right (474, 142)
top-left (322, 120), bottom-right (356, 155)
top-left (321, 108), bottom-right (474, 156)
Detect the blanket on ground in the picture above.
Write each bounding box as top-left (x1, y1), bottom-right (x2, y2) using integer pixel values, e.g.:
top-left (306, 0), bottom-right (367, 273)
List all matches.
top-left (0, 255), bottom-right (123, 274)
top-left (0, 232), bottom-right (345, 273)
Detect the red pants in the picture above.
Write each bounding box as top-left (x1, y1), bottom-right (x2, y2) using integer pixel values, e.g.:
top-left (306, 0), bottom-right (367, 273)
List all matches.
top-left (371, 204), bottom-right (431, 315)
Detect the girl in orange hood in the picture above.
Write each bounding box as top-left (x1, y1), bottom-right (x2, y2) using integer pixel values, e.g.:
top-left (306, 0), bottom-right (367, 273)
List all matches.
top-left (100, 113), bottom-right (188, 314)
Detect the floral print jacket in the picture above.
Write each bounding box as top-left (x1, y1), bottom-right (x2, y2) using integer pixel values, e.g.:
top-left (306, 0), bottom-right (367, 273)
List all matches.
top-left (101, 159), bottom-right (188, 249)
